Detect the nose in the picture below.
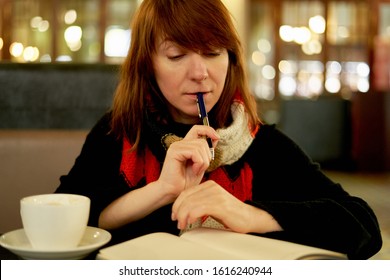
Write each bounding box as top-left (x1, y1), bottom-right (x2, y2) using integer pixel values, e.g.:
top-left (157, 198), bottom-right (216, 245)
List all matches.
top-left (189, 53), bottom-right (208, 82)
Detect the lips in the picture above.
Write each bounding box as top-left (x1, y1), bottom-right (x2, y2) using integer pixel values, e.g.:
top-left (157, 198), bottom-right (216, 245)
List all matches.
top-left (185, 91), bottom-right (208, 100)
top-left (188, 91), bottom-right (210, 96)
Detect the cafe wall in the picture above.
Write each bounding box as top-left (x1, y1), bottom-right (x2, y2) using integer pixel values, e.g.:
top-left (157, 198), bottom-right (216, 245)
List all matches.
top-left (0, 63), bottom-right (118, 129)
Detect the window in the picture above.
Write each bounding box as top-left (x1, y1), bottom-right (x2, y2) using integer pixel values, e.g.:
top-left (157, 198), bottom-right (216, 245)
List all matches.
top-left (248, 1), bottom-right (276, 101)
top-left (0, 0), bottom-right (139, 63)
top-left (248, 0), bottom-right (373, 101)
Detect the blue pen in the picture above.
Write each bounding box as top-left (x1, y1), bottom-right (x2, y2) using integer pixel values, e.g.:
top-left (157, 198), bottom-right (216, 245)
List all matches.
top-left (196, 93), bottom-right (215, 161)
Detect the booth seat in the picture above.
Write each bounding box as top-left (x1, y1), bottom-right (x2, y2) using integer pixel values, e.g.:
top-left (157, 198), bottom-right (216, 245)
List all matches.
top-left (0, 130), bottom-right (88, 233)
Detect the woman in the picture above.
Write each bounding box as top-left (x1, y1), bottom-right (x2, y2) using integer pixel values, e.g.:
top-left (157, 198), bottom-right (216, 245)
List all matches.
top-left (56, 0), bottom-right (382, 259)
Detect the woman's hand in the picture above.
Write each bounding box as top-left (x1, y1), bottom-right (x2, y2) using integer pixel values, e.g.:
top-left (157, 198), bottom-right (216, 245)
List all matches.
top-left (157, 125), bottom-right (219, 198)
top-left (171, 180), bottom-right (283, 234)
top-left (99, 125), bottom-right (219, 230)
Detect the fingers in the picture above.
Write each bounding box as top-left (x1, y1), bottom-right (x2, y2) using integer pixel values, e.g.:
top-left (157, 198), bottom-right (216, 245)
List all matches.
top-left (159, 133), bottom-right (213, 196)
top-left (171, 183), bottom-right (202, 229)
top-left (166, 125), bottom-right (219, 174)
top-left (171, 195), bottom-right (208, 230)
top-left (184, 125), bottom-right (220, 146)
top-left (183, 125), bottom-right (219, 163)
top-left (168, 139), bottom-right (211, 175)
top-left (171, 181), bottom-right (223, 230)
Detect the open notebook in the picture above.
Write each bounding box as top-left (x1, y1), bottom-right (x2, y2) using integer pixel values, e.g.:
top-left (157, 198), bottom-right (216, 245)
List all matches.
top-left (96, 228), bottom-right (347, 260)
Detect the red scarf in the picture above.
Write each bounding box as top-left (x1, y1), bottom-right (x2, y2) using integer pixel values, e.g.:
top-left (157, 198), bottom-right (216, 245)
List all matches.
top-left (120, 138), bottom-right (253, 202)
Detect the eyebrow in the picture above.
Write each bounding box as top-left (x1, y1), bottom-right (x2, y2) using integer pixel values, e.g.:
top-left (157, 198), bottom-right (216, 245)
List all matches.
top-left (159, 40), bottom-right (179, 50)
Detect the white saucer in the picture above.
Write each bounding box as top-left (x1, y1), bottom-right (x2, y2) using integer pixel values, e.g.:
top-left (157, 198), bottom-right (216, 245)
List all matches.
top-left (0, 226), bottom-right (111, 260)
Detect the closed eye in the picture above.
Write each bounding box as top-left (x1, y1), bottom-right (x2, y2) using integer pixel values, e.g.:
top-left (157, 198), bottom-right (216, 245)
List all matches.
top-left (169, 54), bottom-right (185, 60)
top-left (204, 52), bottom-right (221, 57)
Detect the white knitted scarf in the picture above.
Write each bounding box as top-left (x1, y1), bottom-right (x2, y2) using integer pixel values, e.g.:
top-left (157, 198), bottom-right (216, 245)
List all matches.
top-left (163, 102), bottom-right (256, 172)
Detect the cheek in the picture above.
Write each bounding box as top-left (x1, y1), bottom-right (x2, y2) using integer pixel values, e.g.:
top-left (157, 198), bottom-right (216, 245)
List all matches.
top-left (154, 75), bottom-right (183, 107)
top-left (155, 68), bottom-right (177, 93)
top-left (217, 55), bottom-right (229, 81)
top-left (154, 60), bottom-right (184, 92)
top-left (216, 63), bottom-right (229, 88)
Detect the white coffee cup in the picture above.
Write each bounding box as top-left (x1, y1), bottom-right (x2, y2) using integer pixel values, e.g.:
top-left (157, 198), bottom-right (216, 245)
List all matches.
top-left (20, 193), bottom-right (90, 250)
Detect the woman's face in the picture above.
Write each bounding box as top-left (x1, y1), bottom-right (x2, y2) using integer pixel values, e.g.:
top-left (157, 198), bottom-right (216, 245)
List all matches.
top-left (153, 40), bottom-right (229, 124)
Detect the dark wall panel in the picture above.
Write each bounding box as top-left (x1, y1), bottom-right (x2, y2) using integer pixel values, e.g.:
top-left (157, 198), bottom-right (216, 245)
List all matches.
top-left (0, 63), bottom-right (119, 129)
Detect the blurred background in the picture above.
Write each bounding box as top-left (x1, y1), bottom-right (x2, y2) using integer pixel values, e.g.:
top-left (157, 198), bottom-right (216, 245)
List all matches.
top-left (0, 0), bottom-right (389, 259)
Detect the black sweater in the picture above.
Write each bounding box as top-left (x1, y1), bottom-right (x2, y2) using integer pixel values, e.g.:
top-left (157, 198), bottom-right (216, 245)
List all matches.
top-left (56, 113), bottom-right (382, 259)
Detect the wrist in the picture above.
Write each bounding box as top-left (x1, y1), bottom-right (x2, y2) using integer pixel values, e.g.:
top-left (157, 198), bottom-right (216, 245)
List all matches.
top-left (151, 180), bottom-right (179, 205)
top-left (246, 204), bottom-right (283, 234)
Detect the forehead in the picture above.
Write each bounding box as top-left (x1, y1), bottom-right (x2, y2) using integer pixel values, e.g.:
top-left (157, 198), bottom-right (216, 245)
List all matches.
top-left (155, 36), bottom-right (221, 54)
top-left (157, 39), bottom-right (177, 50)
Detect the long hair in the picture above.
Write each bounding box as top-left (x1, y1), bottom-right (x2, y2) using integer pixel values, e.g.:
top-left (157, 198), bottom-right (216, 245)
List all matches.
top-left (111, 0), bottom-right (260, 151)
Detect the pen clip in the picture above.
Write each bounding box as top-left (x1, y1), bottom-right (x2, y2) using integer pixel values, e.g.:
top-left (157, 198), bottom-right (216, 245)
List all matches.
top-left (196, 99), bottom-right (202, 119)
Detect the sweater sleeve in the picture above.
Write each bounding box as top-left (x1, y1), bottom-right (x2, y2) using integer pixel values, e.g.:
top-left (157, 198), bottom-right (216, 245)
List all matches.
top-left (246, 125), bottom-right (382, 259)
top-left (55, 113), bottom-right (129, 227)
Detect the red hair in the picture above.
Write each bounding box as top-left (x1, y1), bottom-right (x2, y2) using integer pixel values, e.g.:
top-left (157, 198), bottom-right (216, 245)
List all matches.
top-left (111, 0), bottom-right (260, 151)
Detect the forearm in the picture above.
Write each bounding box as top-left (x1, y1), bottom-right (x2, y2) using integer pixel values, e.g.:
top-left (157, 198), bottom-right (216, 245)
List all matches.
top-left (247, 198), bottom-right (382, 259)
top-left (245, 204), bottom-right (283, 234)
top-left (98, 181), bottom-right (177, 230)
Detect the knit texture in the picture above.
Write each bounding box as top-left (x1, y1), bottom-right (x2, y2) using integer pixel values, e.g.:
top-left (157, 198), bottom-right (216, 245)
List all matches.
top-left (162, 102), bottom-right (257, 172)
